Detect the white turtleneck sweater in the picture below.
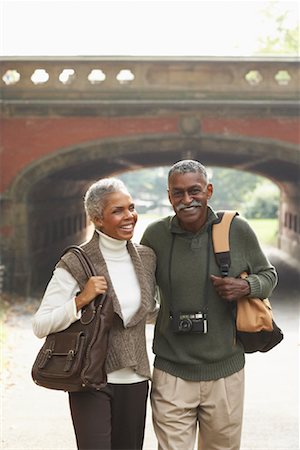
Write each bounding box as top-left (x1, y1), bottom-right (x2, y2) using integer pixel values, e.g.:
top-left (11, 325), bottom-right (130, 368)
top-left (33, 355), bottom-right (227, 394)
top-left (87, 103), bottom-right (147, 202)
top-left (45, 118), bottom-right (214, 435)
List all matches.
top-left (32, 231), bottom-right (148, 384)
top-left (98, 230), bottom-right (141, 327)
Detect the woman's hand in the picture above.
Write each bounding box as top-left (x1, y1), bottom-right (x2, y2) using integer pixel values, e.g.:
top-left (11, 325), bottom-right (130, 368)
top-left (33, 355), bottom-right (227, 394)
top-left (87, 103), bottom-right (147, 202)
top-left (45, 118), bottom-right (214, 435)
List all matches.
top-left (75, 276), bottom-right (108, 311)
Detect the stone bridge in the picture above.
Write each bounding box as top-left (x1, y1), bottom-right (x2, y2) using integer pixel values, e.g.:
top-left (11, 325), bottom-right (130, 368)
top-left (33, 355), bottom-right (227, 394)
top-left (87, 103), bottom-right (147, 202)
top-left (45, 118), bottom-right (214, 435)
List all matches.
top-left (0, 57), bottom-right (299, 294)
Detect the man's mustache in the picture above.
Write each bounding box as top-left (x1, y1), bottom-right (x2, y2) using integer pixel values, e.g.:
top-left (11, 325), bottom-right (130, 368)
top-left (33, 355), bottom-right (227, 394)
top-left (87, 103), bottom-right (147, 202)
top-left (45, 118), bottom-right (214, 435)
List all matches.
top-left (176, 200), bottom-right (203, 212)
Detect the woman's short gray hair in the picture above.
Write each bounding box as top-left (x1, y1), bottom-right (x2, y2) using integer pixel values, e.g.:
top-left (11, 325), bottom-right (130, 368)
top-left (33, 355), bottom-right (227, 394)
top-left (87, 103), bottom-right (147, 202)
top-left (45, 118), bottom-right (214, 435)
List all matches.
top-left (84, 177), bottom-right (128, 220)
top-left (168, 160), bottom-right (208, 182)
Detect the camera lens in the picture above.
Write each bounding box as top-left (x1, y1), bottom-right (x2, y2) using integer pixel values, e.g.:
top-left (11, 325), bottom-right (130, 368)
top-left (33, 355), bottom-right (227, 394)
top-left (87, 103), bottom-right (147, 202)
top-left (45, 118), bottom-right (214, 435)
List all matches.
top-left (178, 318), bottom-right (192, 332)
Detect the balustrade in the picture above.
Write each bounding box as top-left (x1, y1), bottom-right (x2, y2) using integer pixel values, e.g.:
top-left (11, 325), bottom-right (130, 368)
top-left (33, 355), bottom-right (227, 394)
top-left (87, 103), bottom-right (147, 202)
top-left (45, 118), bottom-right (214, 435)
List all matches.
top-left (0, 57), bottom-right (299, 100)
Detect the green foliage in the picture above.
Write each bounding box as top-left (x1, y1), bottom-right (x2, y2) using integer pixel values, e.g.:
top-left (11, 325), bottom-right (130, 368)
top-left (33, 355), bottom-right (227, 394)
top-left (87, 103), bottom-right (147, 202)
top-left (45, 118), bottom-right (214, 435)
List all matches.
top-left (242, 183), bottom-right (279, 219)
top-left (208, 168), bottom-right (262, 211)
top-left (119, 167), bottom-right (169, 213)
top-left (255, 1), bottom-right (300, 55)
top-left (119, 166), bottom-right (280, 219)
top-left (120, 167), bottom-right (168, 198)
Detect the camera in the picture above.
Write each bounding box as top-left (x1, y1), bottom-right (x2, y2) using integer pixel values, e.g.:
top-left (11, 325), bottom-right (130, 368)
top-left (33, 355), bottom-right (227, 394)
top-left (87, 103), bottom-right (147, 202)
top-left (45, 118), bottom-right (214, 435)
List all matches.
top-left (170, 311), bottom-right (208, 334)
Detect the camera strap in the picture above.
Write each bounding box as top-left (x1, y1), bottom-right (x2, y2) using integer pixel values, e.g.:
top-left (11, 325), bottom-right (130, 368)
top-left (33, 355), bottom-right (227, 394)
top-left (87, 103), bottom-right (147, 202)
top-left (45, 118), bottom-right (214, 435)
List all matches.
top-left (168, 225), bottom-right (212, 314)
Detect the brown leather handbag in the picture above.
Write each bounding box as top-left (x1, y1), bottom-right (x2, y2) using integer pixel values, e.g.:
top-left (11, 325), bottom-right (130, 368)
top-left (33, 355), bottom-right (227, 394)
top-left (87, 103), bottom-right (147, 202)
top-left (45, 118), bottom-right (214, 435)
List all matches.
top-left (31, 246), bottom-right (114, 392)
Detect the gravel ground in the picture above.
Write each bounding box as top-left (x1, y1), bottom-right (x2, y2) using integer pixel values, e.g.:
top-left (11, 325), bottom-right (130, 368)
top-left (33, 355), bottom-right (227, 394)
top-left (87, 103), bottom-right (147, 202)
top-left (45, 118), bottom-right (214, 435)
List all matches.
top-left (1, 247), bottom-right (299, 450)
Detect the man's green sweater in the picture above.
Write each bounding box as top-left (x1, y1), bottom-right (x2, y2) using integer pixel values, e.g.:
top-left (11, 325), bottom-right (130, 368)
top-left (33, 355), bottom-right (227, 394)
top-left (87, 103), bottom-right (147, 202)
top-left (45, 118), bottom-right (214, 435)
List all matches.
top-left (141, 207), bottom-right (277, 381)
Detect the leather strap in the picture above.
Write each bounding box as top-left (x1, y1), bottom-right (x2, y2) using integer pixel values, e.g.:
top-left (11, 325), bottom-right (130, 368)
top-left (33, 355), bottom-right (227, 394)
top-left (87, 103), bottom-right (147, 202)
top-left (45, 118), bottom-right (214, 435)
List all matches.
top-left (62, 245), bottom-right (97, 277)
top-left (212, 211), bottom-right (238, 277)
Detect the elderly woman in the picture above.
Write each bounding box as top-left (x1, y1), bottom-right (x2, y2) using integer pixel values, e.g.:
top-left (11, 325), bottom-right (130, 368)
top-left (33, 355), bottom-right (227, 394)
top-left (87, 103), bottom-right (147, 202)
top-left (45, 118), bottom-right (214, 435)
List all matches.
top-left (32, 177), bottom-right (157, 450)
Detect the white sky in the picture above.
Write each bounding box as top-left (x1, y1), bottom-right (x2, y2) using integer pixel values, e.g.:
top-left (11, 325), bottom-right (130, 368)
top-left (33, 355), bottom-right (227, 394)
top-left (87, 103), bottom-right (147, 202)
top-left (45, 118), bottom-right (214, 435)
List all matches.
top-left (0, 0), bottom-right (299, 56)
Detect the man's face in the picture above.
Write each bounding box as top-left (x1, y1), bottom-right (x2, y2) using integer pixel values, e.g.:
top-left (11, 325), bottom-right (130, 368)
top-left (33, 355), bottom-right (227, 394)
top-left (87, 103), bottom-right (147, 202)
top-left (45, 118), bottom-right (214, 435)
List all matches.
top-left (168, 171), bottom-right (213, 232)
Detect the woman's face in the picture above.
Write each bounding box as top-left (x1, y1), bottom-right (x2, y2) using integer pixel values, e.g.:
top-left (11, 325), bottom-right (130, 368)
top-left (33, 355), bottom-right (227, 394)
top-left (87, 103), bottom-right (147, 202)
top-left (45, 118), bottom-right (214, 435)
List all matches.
top-left (94, 190), bottom-right (138, 241)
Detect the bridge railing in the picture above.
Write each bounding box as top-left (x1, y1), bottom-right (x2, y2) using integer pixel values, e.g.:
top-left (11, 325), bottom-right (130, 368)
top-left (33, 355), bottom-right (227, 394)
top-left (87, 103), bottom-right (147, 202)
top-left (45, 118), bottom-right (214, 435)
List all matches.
top-left (0, 57), bottom-right (299, 101)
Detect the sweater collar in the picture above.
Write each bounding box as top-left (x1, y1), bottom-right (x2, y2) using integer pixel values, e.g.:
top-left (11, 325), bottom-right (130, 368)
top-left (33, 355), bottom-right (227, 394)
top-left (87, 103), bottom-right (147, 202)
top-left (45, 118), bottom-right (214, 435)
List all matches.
top-left (96, 230), bottom-right (127, 255)
top-left (169, 206), bottom-right (218, 236)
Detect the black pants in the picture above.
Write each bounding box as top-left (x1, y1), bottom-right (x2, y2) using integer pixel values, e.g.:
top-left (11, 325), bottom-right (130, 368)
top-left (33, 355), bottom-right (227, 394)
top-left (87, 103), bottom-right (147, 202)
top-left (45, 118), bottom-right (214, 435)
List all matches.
top-left (69, 381), bottom-right (149, 450)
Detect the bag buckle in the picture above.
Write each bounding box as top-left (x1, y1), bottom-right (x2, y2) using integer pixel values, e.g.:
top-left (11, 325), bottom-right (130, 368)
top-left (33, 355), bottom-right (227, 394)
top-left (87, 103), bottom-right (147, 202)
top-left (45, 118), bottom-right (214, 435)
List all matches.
top-left (220, 263), bottom-right (229, 277)
top-left (38, 348), bottom-right (53, 369)
top-left (64, 349), bottom-right (75, 372)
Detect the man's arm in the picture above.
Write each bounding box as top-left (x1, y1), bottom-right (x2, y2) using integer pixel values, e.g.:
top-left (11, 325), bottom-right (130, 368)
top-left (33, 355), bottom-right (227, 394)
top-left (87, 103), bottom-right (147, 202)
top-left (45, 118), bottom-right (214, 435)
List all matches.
top-left (211, 216), bottom-right (278, 302)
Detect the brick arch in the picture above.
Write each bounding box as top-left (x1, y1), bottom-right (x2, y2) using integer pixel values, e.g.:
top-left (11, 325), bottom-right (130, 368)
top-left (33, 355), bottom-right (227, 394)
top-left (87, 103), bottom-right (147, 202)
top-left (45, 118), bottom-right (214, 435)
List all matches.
top-left (4, 133), bottom-right (300, 294)
top-left (9, 132), bottom-right (299, 199)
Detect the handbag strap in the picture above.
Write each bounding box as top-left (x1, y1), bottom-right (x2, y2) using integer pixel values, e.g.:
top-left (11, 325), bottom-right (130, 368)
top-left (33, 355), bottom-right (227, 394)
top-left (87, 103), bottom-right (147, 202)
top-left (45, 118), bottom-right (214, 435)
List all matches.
top-left (62, 245), bottom-right (97, 278)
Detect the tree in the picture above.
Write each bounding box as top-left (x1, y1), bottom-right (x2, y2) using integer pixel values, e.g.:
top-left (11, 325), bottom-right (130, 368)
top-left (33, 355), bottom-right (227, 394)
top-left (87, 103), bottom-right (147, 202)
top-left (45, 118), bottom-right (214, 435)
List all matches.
top-left (255, 1), bottom-right (300, 55)
top-left (241, 182), bottom-right (279, 219)
top-left (208, 168), bottom-right (262, 212)
top-left (119, 166), bottom-right (279, 218)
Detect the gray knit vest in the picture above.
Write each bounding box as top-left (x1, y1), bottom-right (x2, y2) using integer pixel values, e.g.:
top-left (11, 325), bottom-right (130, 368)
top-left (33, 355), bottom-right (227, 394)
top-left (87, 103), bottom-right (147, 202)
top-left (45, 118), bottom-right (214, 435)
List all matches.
top-left (57, 231), bottom-right (156, 379)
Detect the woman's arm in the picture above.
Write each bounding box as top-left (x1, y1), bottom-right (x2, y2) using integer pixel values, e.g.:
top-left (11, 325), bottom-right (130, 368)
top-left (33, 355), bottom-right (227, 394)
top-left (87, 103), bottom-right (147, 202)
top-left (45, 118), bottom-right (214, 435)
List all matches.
top-left (32, 267), bottom-right (81, 338)
top-left (32, 267), bottom-right (108, 338)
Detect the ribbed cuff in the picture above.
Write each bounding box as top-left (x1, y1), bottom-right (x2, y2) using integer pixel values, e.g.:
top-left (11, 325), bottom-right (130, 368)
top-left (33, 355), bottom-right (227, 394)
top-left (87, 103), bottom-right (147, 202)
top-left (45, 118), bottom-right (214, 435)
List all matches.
top-left (247, 275), bottom-right (262, 298)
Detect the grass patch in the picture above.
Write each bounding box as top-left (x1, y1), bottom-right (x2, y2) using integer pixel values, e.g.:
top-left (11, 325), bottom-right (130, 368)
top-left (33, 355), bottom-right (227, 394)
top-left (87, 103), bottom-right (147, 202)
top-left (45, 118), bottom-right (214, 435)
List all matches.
top-left (247, 218), bottom-right (278, 246)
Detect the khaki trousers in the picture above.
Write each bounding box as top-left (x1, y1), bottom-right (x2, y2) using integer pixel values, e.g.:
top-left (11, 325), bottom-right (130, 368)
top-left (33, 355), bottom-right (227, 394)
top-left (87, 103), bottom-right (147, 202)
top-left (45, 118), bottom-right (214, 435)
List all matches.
top-left (151, 368), bottom-right (244, 450)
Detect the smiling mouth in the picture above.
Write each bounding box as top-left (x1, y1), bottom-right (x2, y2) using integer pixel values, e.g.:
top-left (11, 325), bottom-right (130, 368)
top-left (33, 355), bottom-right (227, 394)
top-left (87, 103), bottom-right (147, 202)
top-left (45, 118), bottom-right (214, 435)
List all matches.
top-left (120, 223), bottom-right (135, 230)
top-left (179, 205), bottom-right (201, 212)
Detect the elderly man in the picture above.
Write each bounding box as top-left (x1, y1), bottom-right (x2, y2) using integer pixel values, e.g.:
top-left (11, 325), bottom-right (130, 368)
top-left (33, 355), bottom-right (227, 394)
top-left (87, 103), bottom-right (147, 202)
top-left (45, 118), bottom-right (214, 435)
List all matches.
top-left (141, 159), bottom-right (277, 450)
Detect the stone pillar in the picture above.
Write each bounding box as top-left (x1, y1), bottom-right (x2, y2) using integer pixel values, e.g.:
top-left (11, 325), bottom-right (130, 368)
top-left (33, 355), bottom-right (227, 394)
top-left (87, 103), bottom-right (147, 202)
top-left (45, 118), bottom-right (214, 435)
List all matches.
top-left (0, 196), bottom-right (32, 295)
top-left (279, 181), bottom-right (300, 262)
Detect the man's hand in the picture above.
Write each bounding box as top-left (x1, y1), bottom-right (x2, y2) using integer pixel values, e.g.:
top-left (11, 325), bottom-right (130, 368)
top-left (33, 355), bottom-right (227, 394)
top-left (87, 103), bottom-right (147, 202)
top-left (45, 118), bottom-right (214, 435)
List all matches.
top-left (210, 275), bottom-right (250, 302)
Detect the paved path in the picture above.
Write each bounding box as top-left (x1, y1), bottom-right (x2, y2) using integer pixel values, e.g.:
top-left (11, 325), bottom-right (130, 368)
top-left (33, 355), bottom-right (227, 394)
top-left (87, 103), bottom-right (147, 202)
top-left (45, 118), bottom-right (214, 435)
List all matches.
top-left (1, 247), bottom-right (299, 450)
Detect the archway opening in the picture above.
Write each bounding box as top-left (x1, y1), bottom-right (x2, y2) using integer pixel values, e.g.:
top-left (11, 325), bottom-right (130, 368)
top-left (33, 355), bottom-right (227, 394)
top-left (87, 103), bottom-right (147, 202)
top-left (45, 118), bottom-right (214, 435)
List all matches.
top-left (8, 126), bottom-right (298, 297)
top-left (116, 166), bottom-right (280, 246)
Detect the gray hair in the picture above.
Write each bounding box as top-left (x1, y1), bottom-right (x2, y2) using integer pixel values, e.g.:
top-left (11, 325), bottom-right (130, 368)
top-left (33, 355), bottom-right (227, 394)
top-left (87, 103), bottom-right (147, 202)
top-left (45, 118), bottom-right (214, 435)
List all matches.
top-left (168, 160), bottom-right (208, 183)
top-left (84, 177), bottom-right (128, 220)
